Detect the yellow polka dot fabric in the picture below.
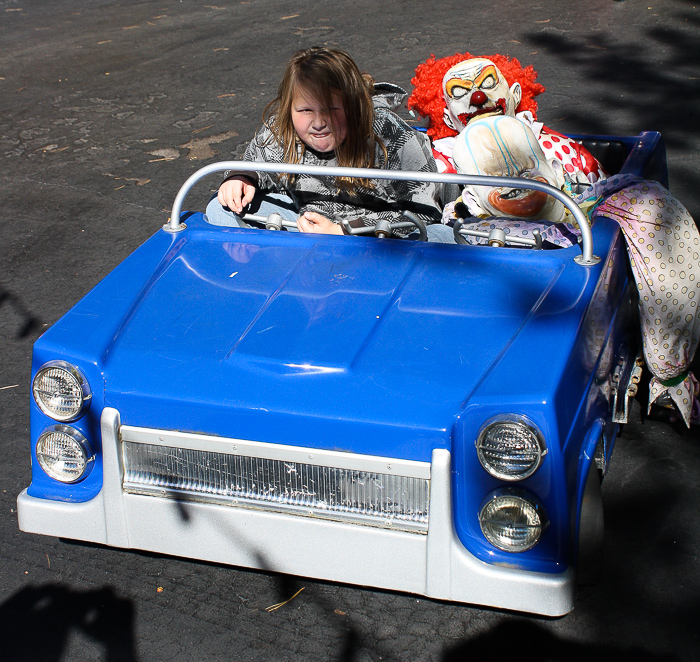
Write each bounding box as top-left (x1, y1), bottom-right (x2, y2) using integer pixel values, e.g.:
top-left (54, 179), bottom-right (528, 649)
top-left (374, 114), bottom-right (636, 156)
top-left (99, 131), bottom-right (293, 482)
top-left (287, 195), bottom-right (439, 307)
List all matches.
top-left (595, 183), bottom-right (700, 426)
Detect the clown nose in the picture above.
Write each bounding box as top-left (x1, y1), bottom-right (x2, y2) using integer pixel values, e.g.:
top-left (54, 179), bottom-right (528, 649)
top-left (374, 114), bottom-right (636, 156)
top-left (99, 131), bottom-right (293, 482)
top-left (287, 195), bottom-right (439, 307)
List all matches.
top-left (471, 90), bottom-right (487, 106)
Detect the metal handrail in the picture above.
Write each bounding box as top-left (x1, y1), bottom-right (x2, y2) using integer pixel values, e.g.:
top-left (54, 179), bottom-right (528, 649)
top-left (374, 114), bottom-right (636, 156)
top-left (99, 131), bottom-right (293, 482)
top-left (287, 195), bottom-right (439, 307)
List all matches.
top-left (166, 161), bottom-right (599, 265)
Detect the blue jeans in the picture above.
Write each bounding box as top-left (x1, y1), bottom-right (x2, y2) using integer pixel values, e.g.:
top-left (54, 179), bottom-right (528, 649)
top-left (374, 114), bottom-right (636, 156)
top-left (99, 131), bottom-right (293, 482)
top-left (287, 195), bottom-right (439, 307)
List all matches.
top-left (204, 193), bottom-right (455, 243)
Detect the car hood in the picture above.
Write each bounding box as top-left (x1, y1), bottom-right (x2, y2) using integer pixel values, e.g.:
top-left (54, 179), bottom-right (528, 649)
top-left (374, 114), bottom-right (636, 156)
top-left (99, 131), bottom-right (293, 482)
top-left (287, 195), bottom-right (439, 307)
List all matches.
top-left (99, 221), bottom-right (587, 458)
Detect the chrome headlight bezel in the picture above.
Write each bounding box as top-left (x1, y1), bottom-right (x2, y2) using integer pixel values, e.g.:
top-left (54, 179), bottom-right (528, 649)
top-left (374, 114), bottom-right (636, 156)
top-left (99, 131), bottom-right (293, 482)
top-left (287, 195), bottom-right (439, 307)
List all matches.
top-left (32, 360), bottom-right (92, 422)
top-left (478, 488), bottom-right (549, 553)
top-left (475, 414), bottom-right (547, 481)
top-left (36, 425), bottom-right (95, 483)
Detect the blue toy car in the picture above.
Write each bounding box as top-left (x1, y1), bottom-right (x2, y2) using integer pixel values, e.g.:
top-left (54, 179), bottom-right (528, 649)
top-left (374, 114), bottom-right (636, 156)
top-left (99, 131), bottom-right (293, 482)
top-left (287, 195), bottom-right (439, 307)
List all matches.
top-left (17, 132), bottom-right (667, 616)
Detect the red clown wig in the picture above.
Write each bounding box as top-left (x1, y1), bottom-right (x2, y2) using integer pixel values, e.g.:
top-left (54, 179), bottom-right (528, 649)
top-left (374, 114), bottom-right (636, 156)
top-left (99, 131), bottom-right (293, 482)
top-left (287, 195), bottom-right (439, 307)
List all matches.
top-left (408, 52), bottom-right (545, 140)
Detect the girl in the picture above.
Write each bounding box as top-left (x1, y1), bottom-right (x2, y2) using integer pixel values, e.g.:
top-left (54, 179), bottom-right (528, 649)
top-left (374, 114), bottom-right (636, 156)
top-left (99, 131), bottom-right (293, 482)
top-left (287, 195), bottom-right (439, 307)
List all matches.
top-left (206, 47), bottom-right (445, 237)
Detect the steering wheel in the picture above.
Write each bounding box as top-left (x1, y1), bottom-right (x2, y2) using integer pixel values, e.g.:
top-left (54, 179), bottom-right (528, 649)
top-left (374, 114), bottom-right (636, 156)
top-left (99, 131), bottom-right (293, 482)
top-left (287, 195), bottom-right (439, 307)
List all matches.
top-left (452, 218), bottom-right (543, 249)
top-left (240, 210), bottom-right (428, 241)
top-left (341, 211), bottom-right (427, 241)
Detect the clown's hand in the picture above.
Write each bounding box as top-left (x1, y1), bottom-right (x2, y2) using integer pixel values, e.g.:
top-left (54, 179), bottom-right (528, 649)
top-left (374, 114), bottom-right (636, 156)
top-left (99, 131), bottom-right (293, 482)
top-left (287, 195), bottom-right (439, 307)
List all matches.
top-left (566, 169), bottom-right (597, 196)
top-left (442, 201), bottom-right (458, 225)
top-left (460, 188), bottom-right (488, 218)
top-left (442, 196), bottom-right (482, 226)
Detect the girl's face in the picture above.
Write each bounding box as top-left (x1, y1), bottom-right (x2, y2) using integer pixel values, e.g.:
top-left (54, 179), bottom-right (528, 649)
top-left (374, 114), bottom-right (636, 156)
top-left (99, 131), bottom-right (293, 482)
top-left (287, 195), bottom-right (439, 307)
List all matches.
top-left (291, 88), bottom-right (347, 153)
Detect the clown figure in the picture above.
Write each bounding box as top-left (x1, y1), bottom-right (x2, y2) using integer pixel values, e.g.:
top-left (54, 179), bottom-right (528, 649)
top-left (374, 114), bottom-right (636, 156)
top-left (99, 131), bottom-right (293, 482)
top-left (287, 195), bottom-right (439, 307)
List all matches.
top-left (409, 53), bottom-right (607, 185)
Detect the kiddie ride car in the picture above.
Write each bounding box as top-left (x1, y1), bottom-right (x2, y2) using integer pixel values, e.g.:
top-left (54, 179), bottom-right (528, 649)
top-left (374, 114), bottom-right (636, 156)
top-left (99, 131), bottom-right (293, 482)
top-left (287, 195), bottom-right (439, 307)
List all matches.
top-left (17, 131), bottom-right (667, 616)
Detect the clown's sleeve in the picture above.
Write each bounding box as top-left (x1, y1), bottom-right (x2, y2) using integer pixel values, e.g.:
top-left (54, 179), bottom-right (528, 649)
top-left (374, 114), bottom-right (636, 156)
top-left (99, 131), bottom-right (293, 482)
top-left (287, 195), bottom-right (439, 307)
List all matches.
top-left (431, 137), bottom-right (457, 174)
top-left (538, 126), bottom-right (608, 185)
top-left (593, 182), bottom-right (700, 426)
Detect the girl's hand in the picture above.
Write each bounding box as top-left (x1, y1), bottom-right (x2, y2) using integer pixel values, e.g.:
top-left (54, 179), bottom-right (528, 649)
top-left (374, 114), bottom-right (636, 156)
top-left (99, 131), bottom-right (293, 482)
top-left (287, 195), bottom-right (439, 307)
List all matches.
top-left (218, 177), bottom-right (257, 214)
top-left (297, 211), bottom-right (343, 235)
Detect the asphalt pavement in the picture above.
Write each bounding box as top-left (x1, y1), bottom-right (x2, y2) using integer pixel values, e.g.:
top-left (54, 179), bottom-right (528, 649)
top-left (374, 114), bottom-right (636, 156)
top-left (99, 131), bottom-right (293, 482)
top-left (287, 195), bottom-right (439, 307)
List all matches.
top-left (1, 1), bottom-right (699, 660)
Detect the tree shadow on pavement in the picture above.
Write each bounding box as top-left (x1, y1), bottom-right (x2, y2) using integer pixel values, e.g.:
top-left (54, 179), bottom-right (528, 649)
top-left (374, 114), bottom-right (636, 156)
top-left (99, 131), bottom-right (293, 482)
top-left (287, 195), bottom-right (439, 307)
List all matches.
top-left (528, 9), bottom-right (700, 148)
top-left (0, 283), bottom-right (42, 339)
top-left (442, 619), bottom-right (680, 661)
top-left (527, 2), bottom-right (700, 220)
top-left (0, 584), bottom-right (137, 662)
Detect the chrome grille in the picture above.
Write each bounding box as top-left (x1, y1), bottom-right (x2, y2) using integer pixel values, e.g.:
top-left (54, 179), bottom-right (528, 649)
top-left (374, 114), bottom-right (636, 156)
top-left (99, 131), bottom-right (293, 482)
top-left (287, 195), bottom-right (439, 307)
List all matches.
top-left (122, 439), bottom-right (430, 532)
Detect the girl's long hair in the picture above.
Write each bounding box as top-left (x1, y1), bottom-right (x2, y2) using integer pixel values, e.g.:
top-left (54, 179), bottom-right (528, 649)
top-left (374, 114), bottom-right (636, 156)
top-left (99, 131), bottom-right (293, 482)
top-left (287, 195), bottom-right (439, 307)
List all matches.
top-left (262, 47), bottom-right (385, 191)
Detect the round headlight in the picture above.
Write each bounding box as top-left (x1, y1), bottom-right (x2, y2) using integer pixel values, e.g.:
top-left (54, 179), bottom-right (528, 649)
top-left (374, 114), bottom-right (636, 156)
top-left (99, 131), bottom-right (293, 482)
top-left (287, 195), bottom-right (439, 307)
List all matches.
top-left (36, 426), bottom-right (94, 483)
top-left (476, 415), bottom-right (546, 481)
top-left (32, 361), bottom-right (91, 422)
top-left (479, 490), bottom-right (547, 552)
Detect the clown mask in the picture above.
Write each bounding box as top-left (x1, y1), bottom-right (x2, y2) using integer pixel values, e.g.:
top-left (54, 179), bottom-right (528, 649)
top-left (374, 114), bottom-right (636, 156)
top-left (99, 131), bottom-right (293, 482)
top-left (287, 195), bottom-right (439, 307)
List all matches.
top-left (442, 58), bottom-right (522, 132)
top-left (453, 115), bottom-right (567, 222)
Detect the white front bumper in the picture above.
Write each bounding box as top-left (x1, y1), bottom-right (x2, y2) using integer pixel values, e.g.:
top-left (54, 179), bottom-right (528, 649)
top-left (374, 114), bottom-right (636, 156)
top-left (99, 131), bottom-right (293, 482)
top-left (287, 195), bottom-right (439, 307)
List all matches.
top-left (18, 407), bottom-right (574, 616)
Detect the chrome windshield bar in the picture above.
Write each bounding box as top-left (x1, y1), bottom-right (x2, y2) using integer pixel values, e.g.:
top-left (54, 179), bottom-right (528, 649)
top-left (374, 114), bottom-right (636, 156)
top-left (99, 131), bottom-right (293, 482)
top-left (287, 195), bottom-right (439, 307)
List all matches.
top-left (166, 161), bottom-right (599, 265)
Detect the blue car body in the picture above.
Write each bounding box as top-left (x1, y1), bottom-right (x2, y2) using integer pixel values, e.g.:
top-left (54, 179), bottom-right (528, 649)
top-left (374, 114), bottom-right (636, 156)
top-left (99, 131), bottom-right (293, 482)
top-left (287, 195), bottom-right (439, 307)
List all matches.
top-left (18, 132), bottom-right (666, 615)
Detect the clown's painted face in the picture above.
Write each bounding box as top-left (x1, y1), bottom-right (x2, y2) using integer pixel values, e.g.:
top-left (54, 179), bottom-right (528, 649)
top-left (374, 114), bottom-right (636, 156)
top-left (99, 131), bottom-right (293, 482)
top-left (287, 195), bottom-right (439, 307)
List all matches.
top-left (442, 58), bottom-right (522, 132)
top-left (453, 115), bottom-right (566, 222)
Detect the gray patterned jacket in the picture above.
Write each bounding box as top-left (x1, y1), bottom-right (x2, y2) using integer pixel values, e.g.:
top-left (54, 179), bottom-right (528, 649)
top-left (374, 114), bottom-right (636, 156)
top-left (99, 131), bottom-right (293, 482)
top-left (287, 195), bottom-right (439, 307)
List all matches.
top-left (238, 96), bottom-right (442, 229)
